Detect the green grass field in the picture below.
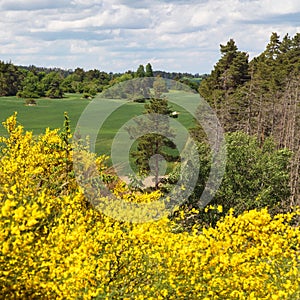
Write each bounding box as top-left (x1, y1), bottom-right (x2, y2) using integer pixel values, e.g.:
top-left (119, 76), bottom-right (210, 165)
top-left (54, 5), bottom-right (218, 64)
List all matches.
top-left (0, 93), bottom-right (88, 136)
top-left (0, 91), bottom-right (198, 172)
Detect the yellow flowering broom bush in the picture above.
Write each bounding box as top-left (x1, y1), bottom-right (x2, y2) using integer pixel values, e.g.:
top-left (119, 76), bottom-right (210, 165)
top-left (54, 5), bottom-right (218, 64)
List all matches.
top-left (0, 114), bottom-right (299, 299)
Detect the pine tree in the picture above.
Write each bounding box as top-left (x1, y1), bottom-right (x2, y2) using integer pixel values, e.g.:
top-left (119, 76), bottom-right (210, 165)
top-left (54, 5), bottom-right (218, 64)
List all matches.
top-left (127, 83), bottom-right (178, 188)
top-left (264, 32), bottom-right (281, 60)
top-left (199, 39), bottom-right (249, 100)
top-left (145, 63), bottom-right (154, 77)
top-left (198, 39), bottom-right (249, 131)
top-left (135, 64), bottom-right (145, 78)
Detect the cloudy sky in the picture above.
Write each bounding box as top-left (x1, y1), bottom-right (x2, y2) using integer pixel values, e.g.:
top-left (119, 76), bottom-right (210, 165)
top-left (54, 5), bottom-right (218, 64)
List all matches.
top-left (0, 0), bottom-right (300, 74)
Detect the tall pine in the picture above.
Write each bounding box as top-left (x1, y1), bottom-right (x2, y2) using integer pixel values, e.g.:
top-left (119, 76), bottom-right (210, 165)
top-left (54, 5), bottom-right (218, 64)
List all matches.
top-left (127, 78), bottom-right (178, 188)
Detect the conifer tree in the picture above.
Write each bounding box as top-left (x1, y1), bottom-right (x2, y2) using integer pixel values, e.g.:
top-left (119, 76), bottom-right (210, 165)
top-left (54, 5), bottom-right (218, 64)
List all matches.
top-left (145, 63), bottom-right (154, 77)
top-left (135, 64), bottom-right (145, 78)
top-left (127, 79), bottom-right (177, 188)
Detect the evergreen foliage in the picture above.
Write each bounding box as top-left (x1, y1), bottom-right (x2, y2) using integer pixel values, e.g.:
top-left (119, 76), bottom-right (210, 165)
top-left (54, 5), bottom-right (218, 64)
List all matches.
top-left (126, 78), bottom-right (178, 188)
top-left (195, 32), bottom-right (300, 214)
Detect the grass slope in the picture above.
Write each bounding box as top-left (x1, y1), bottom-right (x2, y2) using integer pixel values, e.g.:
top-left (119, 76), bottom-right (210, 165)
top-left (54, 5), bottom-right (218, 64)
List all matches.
top-left (0, 93), bottom-right (87, 136)
top-left (0, 92), bottom-right (198, 172)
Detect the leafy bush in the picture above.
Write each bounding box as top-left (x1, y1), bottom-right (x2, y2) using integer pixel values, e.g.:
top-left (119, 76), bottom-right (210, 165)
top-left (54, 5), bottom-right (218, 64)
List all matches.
top-left (24, 98), bottom-right (37, 106)
top-left (168, 131), bottom-right (293, 228)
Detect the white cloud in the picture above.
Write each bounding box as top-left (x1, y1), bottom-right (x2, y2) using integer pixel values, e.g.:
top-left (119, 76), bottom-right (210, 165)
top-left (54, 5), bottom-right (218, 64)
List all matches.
top-left (45, 5), bottom-right (150, 32)
top-left (0, 0), bottom-right (299, 73)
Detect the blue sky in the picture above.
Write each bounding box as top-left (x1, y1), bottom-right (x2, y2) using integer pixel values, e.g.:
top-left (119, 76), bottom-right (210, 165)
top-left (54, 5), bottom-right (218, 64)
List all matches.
top-left (0, 0), bottom-right (299, 74)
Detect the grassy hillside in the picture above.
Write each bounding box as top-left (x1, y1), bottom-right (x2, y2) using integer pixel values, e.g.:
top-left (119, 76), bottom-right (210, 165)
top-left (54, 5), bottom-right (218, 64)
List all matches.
top-left (0, 93), bottom-right (87, 136)
top-left (0, 92), bottom-right (197, 162)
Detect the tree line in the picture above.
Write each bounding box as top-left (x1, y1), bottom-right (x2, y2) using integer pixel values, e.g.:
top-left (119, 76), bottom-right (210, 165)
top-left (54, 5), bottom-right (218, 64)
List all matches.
top-left (0, 61), bottom-right (200, 99)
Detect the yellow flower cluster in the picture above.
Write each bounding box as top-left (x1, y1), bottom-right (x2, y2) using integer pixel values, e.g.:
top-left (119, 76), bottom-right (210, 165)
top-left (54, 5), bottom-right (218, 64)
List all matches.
top-left (0, 114), bottom-right (299, 299)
